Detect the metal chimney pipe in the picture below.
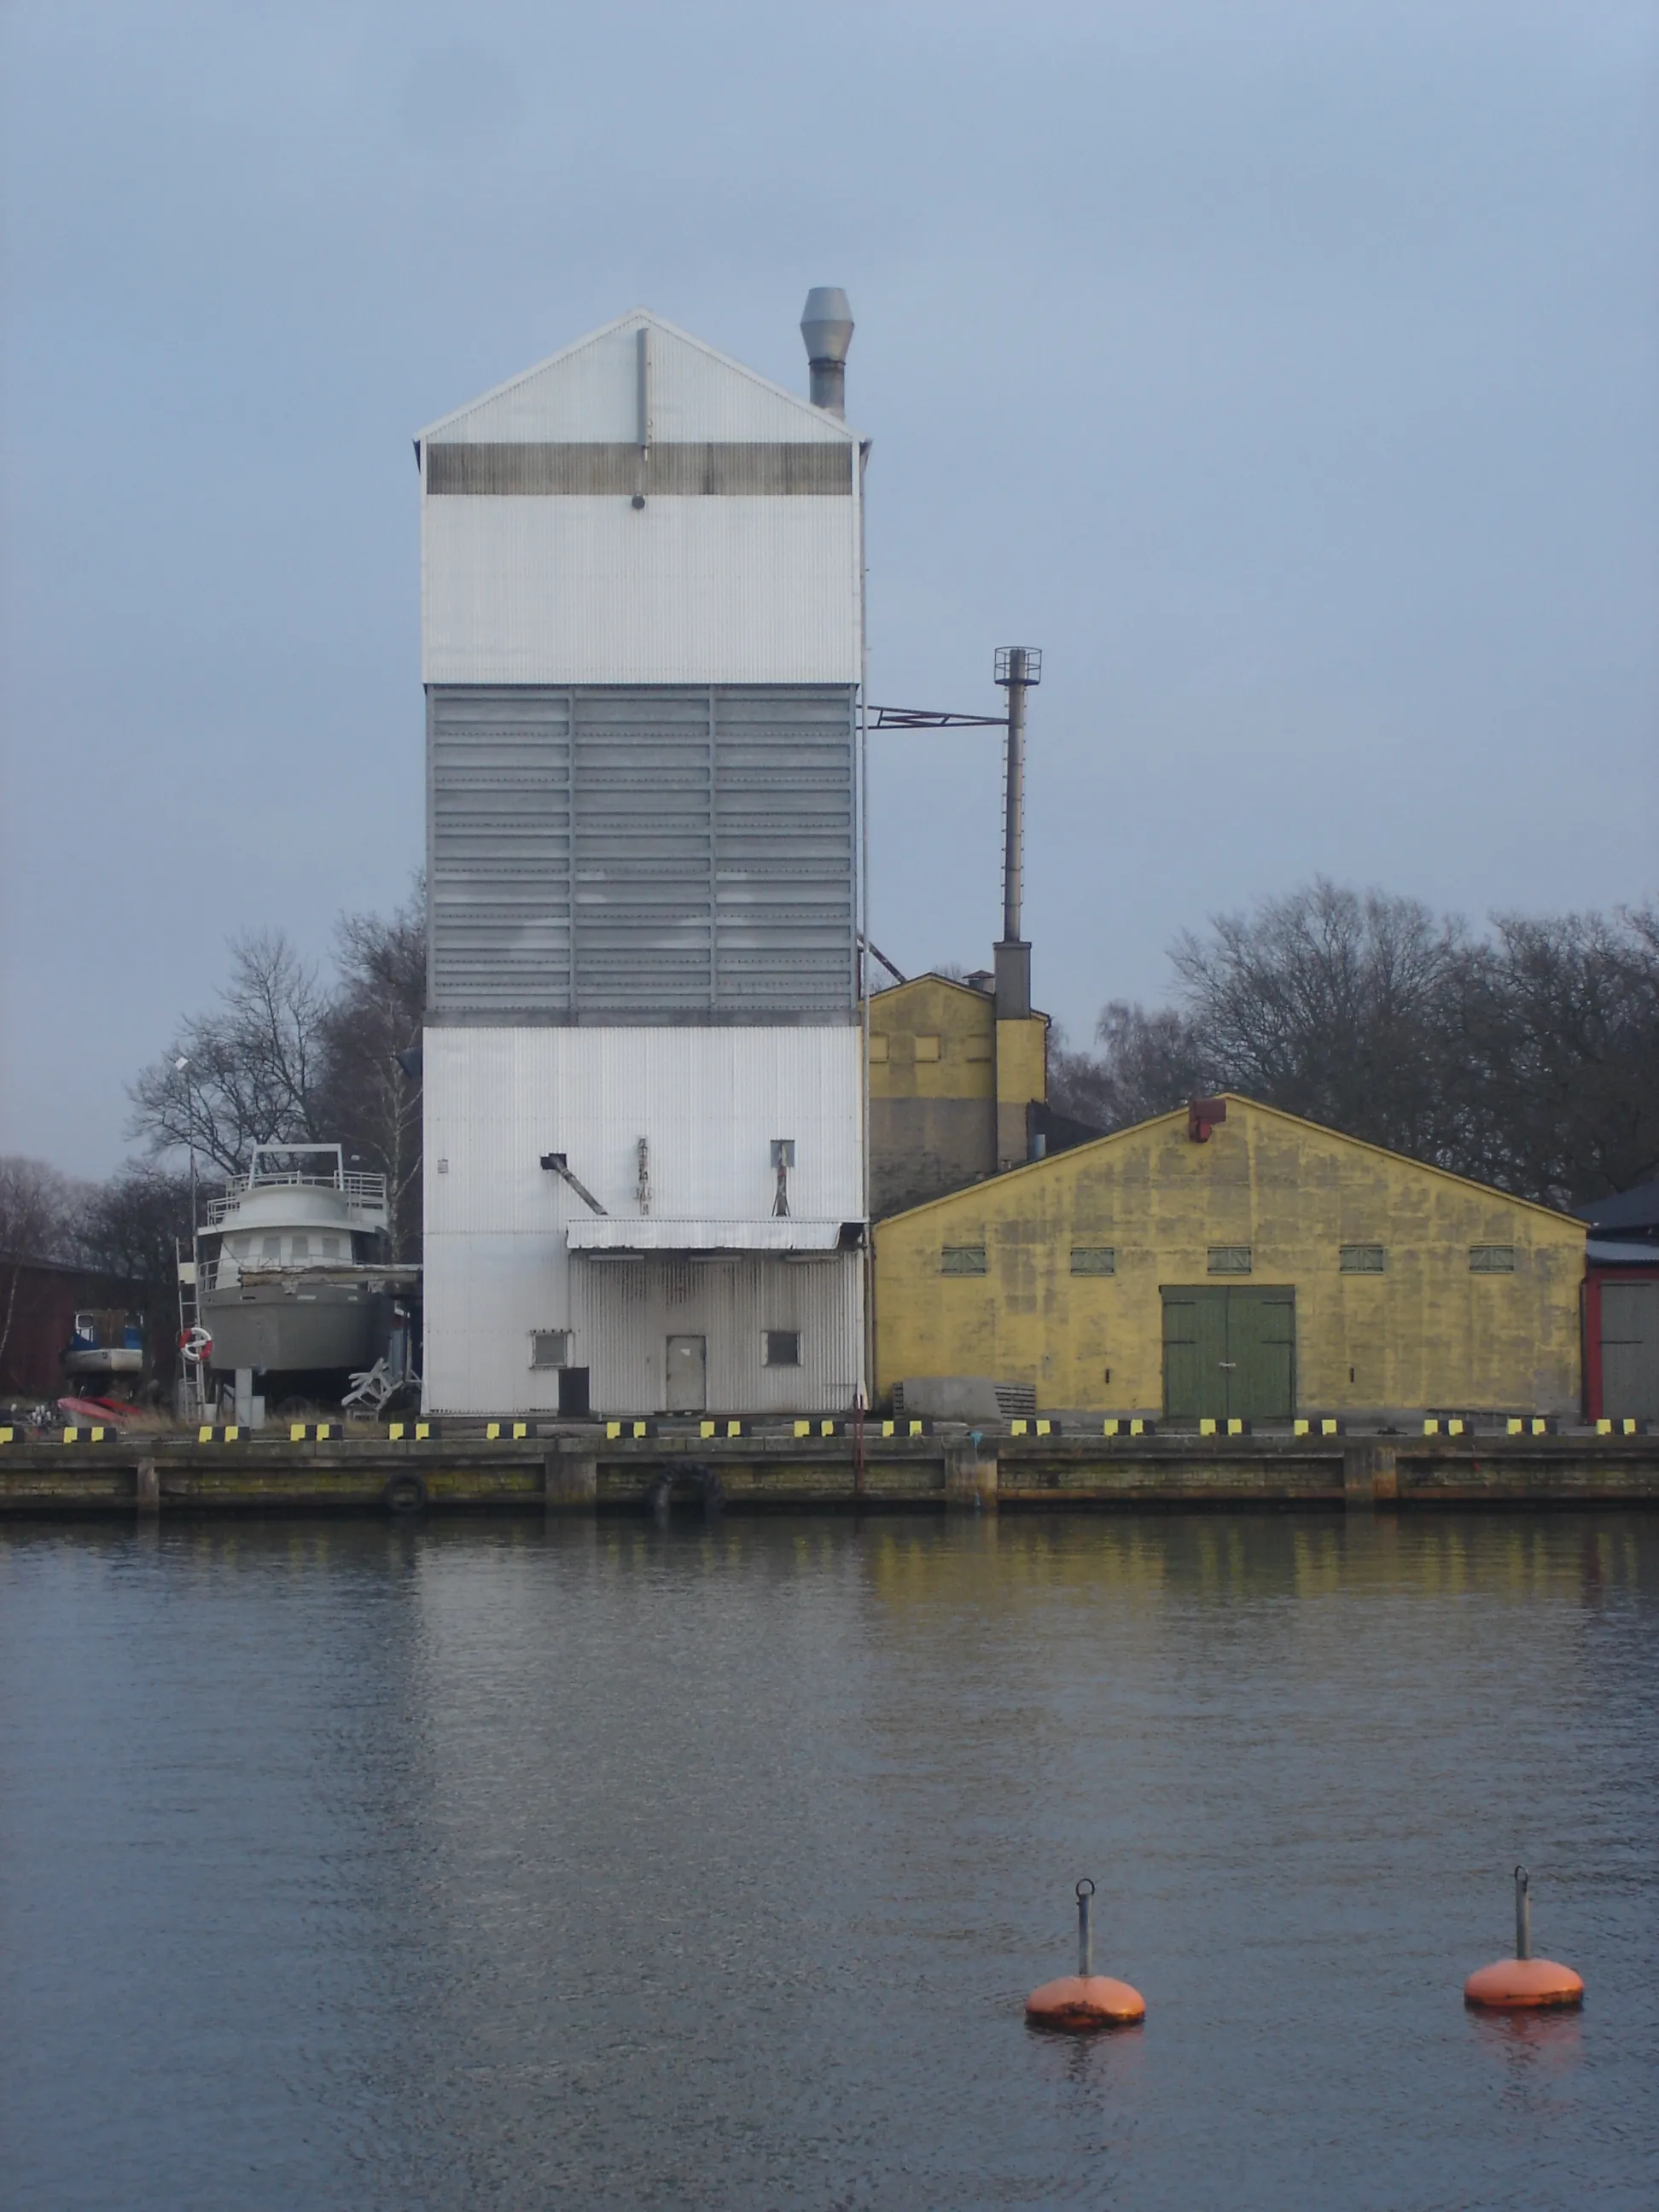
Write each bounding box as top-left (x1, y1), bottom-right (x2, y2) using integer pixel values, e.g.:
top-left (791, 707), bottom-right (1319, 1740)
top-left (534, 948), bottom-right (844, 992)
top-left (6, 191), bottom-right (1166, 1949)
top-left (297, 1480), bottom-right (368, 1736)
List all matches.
top-left (994, 646), bottom-right (1042, 944)
top-left (800, 287), bottom-right (853, 416)
top-left (993, 647), bottom-right (1041, 1024)
top-left (1002, 649), bottom-right (1028, 943)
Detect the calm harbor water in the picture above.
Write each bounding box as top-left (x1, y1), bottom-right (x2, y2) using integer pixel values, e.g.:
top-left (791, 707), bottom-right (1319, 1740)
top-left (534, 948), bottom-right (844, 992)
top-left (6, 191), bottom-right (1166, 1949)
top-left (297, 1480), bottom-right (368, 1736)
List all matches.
top-left (2, 1510), bottom-right (1656, 2210)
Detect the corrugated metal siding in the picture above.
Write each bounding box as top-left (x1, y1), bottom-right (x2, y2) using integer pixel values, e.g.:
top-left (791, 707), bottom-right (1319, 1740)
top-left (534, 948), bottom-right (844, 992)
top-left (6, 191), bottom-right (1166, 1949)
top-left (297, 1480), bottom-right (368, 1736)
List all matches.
top-left (573, 1251), bottom-right (860, 1414)
top-left (420, 313), bottom-right (853, 449)
top-left (424, 1025), bottom-right (862, 1225)
top-left (422, 1237), bottom-right (860, 1416)
top-left (420, 494), bottom-right (860, 684)
top-left (429, 687), bottom-right (855, 1018)
top-left (422, 1025), bottom-right (864, 1412)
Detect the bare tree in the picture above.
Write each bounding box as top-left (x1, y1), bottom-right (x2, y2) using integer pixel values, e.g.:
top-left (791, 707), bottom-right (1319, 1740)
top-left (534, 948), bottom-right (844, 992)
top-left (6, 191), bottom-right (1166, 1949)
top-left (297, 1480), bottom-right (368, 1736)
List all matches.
top-left (1051, 1003), bottom-right (1211, 1132)
top-left (1462, 903), bottom-right (1659, 1206)
top-left (317, 882), bottom-right (427, 1260)
top-left (1169, 880), bottom-right (1472, 1161)
top-left (75, 1161), bottom-right (196, 1298)
top-left (128, 930), bottom-right (332, 1175)
top-left (0, 1156), bottom-right (87, 1383)
top-left (1063, 882), bottom-right (1659, 1207)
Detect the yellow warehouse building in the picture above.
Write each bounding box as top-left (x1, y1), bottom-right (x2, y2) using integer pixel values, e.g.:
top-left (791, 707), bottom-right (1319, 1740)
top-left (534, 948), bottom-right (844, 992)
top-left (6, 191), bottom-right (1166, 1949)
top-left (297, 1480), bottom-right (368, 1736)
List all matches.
top-left (873, 1095), bottom-right (1586, 1419)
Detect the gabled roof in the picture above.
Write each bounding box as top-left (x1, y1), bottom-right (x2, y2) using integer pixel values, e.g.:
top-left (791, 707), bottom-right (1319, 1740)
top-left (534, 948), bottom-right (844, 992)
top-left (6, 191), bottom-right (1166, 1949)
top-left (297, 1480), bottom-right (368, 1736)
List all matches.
top-left (416, 308), bottom-right (859, 449)
top-left (870, 972), bottom-right (1051, 1021)
top-left (872, 972), bottom-right (993, 1005)
top-left (877, 1092), bottom-right (1587, 1229)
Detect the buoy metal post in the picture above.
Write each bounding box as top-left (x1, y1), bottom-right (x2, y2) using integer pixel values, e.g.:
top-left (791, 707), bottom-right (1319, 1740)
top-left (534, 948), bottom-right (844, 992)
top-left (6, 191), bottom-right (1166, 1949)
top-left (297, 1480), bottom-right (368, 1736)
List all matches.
top-left (1024, 1879), bottom-right (1146, 2032)
top-left (1463, 1864), bottom-right (1584, 2011)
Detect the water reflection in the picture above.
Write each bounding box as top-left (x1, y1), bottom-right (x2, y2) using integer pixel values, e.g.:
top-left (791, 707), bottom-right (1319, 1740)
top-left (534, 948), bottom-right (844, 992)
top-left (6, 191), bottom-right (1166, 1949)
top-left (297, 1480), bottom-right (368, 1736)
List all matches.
top-left (1, 1511), bottom-right (1655, 2210)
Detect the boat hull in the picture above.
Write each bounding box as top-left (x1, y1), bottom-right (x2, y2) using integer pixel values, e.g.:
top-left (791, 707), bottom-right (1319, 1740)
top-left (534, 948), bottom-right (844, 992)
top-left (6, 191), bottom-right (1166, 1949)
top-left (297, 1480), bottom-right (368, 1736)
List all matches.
top-left (201, 1282), bottom-right (383, 1375)
top-left (61, 1348), bottom-right (144, 1378)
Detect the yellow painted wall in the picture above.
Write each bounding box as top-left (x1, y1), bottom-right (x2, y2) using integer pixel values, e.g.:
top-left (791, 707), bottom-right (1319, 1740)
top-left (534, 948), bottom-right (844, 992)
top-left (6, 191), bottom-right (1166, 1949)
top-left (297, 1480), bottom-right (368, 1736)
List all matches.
top-left (873, 1096), bottom-right (1586, 1413)
top-left (995, 1016), bottom-right (1047, 1171)
top-left (868, 976), bottom-right (1048, 1217)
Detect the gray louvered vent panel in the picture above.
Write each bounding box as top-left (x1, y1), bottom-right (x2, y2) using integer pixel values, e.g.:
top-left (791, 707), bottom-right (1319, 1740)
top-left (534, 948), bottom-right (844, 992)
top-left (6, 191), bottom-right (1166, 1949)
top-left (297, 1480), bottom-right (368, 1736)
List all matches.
top-left (430, 693), bottom-right (573, 1010)
top-left (428, 685), bottom-right (856, 1017)
top-left (573, 692), bottom-right (713, 1011)
top-left (714, 693), bottom-right (854, 1007)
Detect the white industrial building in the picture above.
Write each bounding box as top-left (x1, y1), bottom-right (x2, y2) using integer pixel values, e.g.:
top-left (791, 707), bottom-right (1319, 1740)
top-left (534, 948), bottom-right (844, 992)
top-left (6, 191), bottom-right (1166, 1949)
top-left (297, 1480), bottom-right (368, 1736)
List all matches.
top-left (418, 298), bottom-right (867, 1416)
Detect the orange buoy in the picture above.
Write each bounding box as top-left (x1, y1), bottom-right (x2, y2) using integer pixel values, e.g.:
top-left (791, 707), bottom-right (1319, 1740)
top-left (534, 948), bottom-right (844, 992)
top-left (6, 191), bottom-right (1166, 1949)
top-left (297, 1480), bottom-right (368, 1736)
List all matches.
top-left (1025, 1880), bottom-right (1146, 2031)
top-left (1464, 1866), bottom-right (1583, 2012)
top-left (1025, 1971), bottom-right (1147, 2030)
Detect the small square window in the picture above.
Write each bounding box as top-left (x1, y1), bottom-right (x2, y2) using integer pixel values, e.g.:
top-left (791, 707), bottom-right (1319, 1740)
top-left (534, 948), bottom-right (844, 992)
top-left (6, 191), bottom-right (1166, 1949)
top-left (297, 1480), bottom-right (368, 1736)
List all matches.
top-left (1208, 1245), bottom-right (1252, 1275)
top-left (764, 1330), bottom-right (801, 1367)
top-left (1070, 1246), bottom-right (1117, 1275)
top-left (940, 1244), bottom-right (987, 1275)
top-left (262, 1235), bottom-right (282, 1260)
top-left (1470, 1245), bottom-right (1516, 1273)
top-left (320, 1236), bottom-right (340, 1260)
top-left (291, 1234), bottom-right (310, 1261)
top-left (1340, 1244), bottom-right (1385, 1272)
top-left (530, 1330), bottom-right (571, 1370)
top-left (914, 1034), bottom-right (940, 1062)
top-left (868, 1034), bottom-right (890, 1064)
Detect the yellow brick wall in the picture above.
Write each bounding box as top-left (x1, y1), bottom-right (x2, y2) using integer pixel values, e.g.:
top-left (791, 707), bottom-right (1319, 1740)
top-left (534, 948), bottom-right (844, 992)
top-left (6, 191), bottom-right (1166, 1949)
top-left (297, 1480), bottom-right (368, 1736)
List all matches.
top-left (873, 1096), bottom-right (1586, 1413)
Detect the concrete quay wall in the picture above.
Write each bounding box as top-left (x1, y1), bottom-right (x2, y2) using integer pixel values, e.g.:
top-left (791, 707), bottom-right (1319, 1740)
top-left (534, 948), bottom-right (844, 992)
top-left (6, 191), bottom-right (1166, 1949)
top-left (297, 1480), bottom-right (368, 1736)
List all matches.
top-left (2, 1429), bottom-right (1656, 1517)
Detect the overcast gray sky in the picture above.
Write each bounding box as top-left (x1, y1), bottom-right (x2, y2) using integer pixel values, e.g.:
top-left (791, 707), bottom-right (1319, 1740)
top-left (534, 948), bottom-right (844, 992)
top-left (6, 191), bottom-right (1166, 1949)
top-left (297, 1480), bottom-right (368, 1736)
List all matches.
top-left (3, 0), bottom-right (1656, 1177)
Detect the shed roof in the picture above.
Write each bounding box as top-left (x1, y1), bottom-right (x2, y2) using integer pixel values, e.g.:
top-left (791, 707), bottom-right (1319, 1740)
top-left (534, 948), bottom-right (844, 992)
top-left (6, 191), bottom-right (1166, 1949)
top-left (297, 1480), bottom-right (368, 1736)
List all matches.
top-left (1572, 1179), bottom-right (1659, 1233)
top-left (876, 1093), bottom-right (1587, 1231)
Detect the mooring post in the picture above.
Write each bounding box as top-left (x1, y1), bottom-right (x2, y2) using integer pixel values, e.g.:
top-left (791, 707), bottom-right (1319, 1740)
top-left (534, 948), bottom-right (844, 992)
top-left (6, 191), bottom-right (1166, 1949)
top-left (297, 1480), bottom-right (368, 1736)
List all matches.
top-left (1077, 1879), bottom-right (1095, 1977)
top-left (1343, 1441), bottom-right (1397, 1509)
top-left (544, 1447), bottom-right (597, 1511)
top-left (1515, 1866), bottom-right (1531, 1961)
top-left (943, 1438), bottom-right (997, 1511)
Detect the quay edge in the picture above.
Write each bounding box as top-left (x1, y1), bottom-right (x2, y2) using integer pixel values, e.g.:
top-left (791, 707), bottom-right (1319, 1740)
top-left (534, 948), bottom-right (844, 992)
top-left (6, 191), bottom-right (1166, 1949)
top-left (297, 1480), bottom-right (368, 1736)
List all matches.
top-left (3, 1431), bottom-right (1659, 1517)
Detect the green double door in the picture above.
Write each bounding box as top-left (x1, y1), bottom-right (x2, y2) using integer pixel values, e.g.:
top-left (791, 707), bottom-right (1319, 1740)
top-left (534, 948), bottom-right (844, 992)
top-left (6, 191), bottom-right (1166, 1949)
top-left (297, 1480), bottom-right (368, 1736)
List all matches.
top-left (1162, 1286), bottom-right (1296, 1422)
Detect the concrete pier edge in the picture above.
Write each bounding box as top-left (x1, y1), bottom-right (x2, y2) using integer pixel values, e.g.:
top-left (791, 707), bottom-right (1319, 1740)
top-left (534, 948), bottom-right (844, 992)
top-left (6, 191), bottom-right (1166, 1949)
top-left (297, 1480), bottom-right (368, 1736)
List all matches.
top-left (2, 1427), bottom-right (1656, 1516)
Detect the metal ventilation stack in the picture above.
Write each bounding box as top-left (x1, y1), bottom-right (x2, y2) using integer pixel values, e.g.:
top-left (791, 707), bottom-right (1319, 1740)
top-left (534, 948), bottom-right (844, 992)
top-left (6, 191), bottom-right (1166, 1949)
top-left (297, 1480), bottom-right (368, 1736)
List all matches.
top-left (416, 299), bottom-right (866, 1417)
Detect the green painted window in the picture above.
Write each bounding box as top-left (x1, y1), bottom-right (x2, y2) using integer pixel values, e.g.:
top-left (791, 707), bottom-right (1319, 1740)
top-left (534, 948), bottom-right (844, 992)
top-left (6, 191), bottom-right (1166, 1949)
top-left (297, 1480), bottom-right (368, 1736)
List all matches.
top-left (940, 1244), bottom-right (987, 1275)
top-left (1207, 1245), bottom-right (1253, 1275)
top-left (1340, 1244), bottom-right (1385, 1272)
top-left (1070, 1246), bottom-right (1117, 1275)
top-left (1470, 1245), bottom-right (1516, 1273)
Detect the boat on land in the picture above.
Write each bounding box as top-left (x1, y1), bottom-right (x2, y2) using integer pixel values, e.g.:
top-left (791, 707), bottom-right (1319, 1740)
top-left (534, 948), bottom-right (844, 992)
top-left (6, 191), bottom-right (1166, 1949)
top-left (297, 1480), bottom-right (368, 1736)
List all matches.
top-left (194, 1144), bottom-right (416, 1388)
top-left (61, 1310), bottom-right (146, 1394)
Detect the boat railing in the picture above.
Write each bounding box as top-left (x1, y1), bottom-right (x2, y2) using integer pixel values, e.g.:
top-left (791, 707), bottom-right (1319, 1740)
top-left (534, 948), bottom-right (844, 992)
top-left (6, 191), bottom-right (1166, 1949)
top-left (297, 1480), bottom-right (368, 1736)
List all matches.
top-left (205, 1169), bottom-right (388, 1225)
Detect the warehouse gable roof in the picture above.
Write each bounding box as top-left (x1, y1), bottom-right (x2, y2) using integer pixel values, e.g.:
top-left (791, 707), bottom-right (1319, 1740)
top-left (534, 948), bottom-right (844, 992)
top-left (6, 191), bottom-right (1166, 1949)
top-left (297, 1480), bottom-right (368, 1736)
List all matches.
top-left (416, 309), bottom-right (859, 450)
top-left (876, 1093), bottom-right (1587, 1230)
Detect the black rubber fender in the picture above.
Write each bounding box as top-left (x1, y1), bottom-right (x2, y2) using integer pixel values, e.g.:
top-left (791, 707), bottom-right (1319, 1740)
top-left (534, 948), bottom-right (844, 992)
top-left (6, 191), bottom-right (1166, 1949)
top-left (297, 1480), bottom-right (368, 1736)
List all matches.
top-left (383, 1470), bottom-right (428, 1515)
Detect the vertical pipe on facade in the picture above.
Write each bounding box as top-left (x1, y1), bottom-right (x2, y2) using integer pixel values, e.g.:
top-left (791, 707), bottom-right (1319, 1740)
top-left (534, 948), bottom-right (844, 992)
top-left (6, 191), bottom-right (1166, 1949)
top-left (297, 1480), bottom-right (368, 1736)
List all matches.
top-left (858, 439), bottom-right (873, 1413)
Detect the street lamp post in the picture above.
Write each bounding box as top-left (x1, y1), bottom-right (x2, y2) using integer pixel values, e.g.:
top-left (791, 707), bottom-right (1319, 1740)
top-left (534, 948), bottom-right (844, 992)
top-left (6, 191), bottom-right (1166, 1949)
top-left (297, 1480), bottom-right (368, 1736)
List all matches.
top-left (174, 1057), bottom-right (199, 1239)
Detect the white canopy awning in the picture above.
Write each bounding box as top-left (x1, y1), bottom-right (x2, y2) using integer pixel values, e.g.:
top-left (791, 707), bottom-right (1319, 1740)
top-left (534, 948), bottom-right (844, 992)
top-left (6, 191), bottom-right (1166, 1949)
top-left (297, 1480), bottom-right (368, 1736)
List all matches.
top-left (567, 1218), bottom-right (854, 1254)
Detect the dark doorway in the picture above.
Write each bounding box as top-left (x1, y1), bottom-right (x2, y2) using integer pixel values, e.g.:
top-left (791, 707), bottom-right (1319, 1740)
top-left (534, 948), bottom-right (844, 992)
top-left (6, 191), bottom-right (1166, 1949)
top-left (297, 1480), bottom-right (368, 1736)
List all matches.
top-left (1162, 1287), bottom-right (1296, 1421)
top-left (558, 1365), bottom-right (591, 1415)
top-left (1601, 1283), bottom-right (1658, 1421)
